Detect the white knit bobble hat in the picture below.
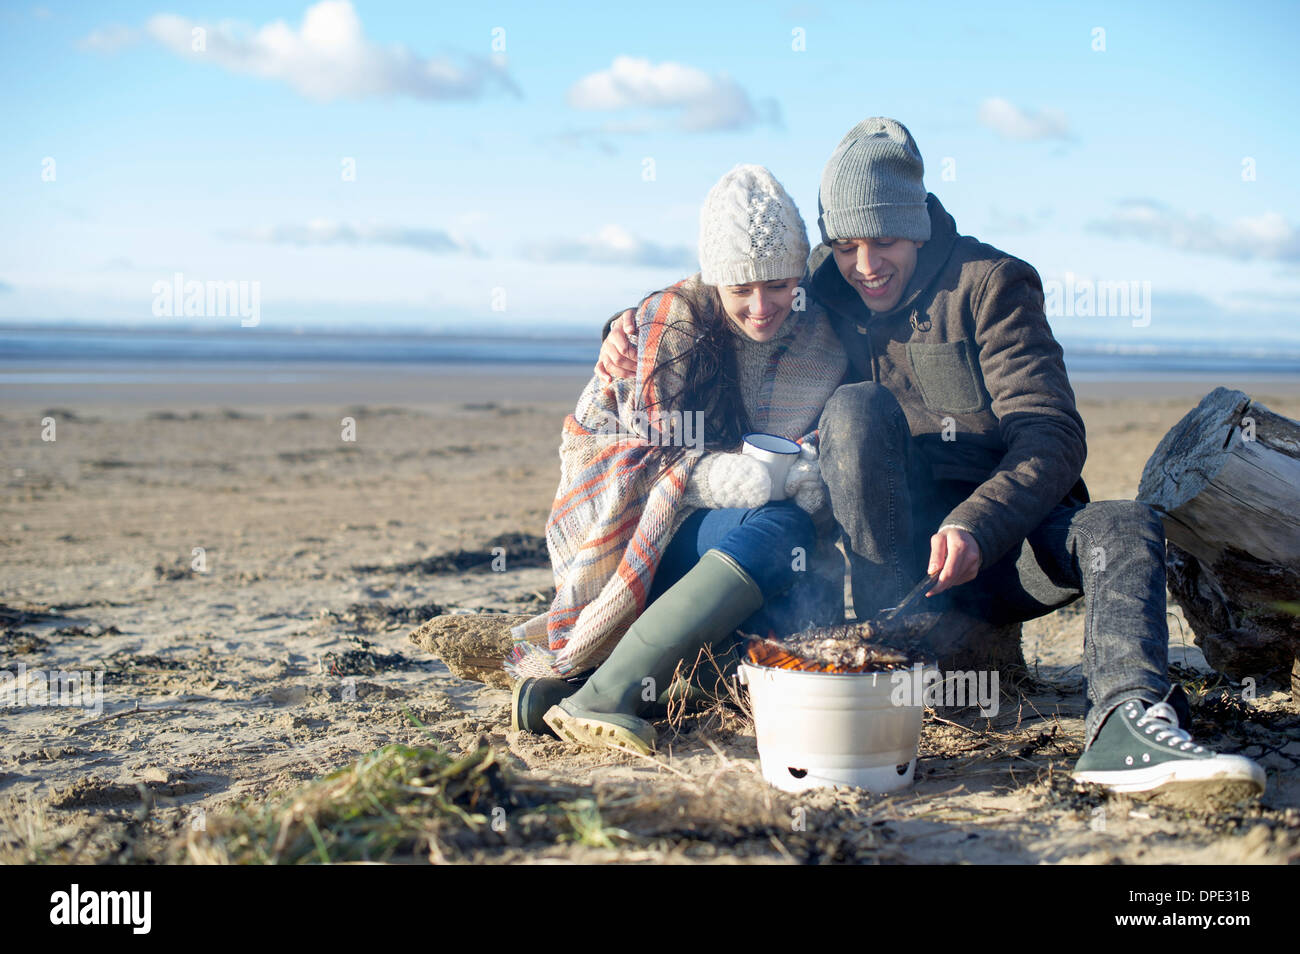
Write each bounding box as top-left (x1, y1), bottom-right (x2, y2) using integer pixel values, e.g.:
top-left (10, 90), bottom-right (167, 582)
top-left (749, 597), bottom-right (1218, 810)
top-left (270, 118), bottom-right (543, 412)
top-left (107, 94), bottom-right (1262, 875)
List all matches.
top-left (698, 164), bottom-right (810, 286)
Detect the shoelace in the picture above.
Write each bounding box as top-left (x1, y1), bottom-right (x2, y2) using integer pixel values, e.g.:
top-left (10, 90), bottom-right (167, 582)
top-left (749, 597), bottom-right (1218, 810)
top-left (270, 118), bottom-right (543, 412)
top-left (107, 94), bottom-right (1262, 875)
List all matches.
top-left (1135, 701), bottom-right (1202, 752)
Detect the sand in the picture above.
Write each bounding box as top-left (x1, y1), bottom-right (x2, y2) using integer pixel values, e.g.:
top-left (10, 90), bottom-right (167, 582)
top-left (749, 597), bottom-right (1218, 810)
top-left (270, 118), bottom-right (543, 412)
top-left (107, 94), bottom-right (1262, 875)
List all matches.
top-left (2, 364), bottom-right (1299, 864)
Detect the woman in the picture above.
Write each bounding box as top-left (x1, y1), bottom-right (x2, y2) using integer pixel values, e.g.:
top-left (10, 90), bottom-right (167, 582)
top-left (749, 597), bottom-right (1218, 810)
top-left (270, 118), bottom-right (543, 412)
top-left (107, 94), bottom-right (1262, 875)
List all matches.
top-left (505, 164), bottom-right (848, 755)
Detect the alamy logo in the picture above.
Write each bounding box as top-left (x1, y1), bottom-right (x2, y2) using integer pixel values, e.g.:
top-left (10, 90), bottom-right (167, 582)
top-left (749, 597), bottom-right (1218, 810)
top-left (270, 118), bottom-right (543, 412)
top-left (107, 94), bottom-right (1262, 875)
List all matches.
top-left (889, 663), bottom-right (999, 717)
top-left (1, 664), bottom-right (104, 715)
top-left (591, 408), bottom-right (704, 451)
top-left (1043, 272), bottom-right (1151, 328)
top-left (151, 271), bottom-right (260, 327)
top-left (49, 884), bottom-right (151, 934)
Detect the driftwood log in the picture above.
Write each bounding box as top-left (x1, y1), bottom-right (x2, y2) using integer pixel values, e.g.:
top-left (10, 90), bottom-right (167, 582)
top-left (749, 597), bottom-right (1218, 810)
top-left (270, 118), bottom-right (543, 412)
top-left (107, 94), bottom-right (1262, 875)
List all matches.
top-left (408, 613), bottom-right (542, 689)
top-left (1137, 387), bottom-right (1300, 696)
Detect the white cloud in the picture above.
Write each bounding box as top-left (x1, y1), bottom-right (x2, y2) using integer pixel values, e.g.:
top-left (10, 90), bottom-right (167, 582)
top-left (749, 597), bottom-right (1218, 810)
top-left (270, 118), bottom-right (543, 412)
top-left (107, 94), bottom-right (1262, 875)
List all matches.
top-left (977, 97), bottom-right (1069, 141)
top-left (1089, 200), bottom-right (1300, 263)
top-left (79, 24), bottom-right (140, 53)
top-left (567, 56), bottom-right (778, 132)
top-left (522, 225), bottom-right (695, 268)
top-left (142, 1), bottom-right (517, 102)
top-left (224, 220), bottom-right (484, 257)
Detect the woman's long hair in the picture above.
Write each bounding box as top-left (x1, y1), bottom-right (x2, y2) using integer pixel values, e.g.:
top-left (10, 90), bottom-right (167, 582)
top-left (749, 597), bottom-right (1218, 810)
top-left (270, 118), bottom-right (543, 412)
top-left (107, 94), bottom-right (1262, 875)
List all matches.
top-left (634, 278), bottom-right (751, 477)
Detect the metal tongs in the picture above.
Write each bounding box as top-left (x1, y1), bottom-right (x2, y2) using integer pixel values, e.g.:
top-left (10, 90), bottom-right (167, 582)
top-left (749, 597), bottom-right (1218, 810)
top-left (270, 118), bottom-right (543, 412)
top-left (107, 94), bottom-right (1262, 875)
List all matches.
top-left (876, 570), bottom-right (941, 623)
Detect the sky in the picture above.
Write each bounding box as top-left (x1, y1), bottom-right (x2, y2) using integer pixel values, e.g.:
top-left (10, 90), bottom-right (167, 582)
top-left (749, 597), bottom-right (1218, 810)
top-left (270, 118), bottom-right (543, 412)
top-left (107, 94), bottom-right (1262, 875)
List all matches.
top-left (2, 0), bottom-right (1298, 347)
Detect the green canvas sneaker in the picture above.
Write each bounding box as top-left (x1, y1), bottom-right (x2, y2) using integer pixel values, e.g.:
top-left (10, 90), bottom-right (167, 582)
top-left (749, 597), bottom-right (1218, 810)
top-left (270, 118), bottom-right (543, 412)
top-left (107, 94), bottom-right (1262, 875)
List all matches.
top-left (1072, 698), bottom-right (1265, 803)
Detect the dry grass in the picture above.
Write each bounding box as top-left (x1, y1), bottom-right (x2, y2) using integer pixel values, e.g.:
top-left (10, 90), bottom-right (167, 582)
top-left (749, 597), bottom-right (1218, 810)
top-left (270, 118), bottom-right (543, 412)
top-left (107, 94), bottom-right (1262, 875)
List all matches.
top-left (0, 789), bottom-right (140, 865)
top-left (180, 733), bottom-right (595, 864)
top-left (174, 696), bottom-right (910, 864)
top-left (661, 643), bottom-right (755, 743)
top-left (0, 793), bottom-right (64, 864)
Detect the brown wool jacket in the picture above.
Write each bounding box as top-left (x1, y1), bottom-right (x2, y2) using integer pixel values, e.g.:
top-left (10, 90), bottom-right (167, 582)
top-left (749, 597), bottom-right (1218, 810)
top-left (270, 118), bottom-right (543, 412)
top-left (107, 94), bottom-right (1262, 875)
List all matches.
top-left (807, 193), bottom-right (1089, 566)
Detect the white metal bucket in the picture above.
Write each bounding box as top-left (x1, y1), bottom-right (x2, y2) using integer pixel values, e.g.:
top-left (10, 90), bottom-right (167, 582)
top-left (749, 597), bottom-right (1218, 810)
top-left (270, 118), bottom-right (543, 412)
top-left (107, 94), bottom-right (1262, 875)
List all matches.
top-left (737, 662), bottom-right (922, 793)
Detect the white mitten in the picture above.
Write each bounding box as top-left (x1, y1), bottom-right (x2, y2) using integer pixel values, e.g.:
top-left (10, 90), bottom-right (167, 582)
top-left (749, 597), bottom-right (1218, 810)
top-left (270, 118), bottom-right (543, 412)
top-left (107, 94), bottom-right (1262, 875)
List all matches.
top-left (704, 453), bottom-right (773, 509)
top-left (792, 478), bottom-right (827, 514)
top-left (783, 452), bottom-right (827, 514)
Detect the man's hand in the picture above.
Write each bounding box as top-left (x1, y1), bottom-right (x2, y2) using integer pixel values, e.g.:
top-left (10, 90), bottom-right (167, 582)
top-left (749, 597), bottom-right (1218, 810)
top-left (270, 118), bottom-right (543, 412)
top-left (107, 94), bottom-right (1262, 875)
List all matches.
top-left (926, 527), bottom-right (982, 595)
top-left (595, 309), bottom-right (638, 383)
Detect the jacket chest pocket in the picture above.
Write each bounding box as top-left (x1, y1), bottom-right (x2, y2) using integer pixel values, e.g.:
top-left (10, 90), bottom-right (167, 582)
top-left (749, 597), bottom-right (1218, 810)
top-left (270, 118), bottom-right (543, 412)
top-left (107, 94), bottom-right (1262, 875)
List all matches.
top-left (906, 339), bottom-right (988, 415)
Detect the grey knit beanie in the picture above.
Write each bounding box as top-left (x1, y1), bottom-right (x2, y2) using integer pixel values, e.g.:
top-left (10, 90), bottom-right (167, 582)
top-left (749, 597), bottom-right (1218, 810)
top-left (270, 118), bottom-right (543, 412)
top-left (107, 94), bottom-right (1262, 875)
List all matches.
top-left (698, 164), bottom-right (810, 286)
top-left (817, 117), bottom-right (930, 244)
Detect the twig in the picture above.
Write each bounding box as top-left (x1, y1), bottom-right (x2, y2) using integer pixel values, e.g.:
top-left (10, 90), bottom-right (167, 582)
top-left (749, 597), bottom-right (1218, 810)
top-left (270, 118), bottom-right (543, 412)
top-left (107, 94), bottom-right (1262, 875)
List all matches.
top-left (73, 702), bottom-right (192, 732)
top-left (700, 734), bottom-right (736, 769)
top-left (928, 712), bottom-right (982, 734)
top-left (768, 834), bottom-right (797, 864)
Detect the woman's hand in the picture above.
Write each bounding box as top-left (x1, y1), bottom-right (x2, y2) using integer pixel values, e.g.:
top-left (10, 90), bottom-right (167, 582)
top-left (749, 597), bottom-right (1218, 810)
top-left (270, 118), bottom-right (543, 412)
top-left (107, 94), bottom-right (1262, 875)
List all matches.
top-left (595, 309), bottom-right (639, 384)
top-left (926, 527), bottom-right (982, 595)
top-left (706, 454), bottom-right (772, 509)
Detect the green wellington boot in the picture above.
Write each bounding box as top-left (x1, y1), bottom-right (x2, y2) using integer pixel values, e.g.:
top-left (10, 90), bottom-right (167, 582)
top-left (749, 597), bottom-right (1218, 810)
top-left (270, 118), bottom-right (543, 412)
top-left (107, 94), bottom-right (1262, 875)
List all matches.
top-left (512, 643), bottom-right (742, 738)
top-left (542, 548), bottom-right (763, 755)
top-left (512, 639), bottom-right (743, 738)
top-left (511, 677), bottom-right (579, 738)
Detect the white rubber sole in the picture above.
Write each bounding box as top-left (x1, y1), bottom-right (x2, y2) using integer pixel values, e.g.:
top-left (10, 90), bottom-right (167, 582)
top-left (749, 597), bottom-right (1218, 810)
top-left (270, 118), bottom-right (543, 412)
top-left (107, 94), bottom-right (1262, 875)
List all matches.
top-left (1073, 755), bottom-right (1265, 796)
top-left (542, 704), bottom-right (656, 756)
top-left (509, 679), bottom-right (528, 733)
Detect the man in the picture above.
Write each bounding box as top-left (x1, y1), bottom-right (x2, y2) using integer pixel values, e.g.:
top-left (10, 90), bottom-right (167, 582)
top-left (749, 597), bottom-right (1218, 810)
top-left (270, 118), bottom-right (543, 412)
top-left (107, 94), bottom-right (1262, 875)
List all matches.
top-left (595, 117), bottom-right (1265, 802)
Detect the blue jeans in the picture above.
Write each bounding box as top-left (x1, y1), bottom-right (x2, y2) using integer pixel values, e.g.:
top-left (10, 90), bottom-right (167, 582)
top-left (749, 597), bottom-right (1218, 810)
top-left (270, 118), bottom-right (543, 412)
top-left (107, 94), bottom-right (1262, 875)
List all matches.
top-left (818, 381), bottom-right (1187, 748)
top-left (648, 501), bottom-right (843, 639)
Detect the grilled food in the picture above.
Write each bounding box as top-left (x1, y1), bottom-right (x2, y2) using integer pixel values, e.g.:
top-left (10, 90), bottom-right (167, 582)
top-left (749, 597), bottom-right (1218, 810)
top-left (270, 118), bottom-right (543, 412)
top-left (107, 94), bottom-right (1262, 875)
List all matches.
top-left (743, 612), bottom-right (939, 672)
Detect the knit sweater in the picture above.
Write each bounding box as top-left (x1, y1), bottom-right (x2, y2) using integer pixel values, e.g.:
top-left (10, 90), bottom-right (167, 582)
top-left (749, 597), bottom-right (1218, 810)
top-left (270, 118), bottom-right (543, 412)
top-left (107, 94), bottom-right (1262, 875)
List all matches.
top-left (680, 309), bottom-right (829, 508)
top-left (505, 276), bottom-right (847, 679)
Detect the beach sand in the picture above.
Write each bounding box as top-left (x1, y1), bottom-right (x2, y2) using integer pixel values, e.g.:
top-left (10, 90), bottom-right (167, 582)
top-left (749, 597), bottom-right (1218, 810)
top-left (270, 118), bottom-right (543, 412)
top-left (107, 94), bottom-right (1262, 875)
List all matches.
top-left (2, 364), bottom-right (1298, 864)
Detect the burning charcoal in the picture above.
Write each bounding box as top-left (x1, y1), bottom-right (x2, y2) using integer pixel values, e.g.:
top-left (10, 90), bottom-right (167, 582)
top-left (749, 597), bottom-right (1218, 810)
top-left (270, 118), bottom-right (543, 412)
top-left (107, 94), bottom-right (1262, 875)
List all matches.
top-left (742, 613), bottom-right (939, 673)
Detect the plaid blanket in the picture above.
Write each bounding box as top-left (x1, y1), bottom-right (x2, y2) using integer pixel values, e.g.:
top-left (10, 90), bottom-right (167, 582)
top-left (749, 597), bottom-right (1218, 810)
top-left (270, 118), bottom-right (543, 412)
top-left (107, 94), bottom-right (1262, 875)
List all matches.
top-left (505, 279), bottom-right (846, 679)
